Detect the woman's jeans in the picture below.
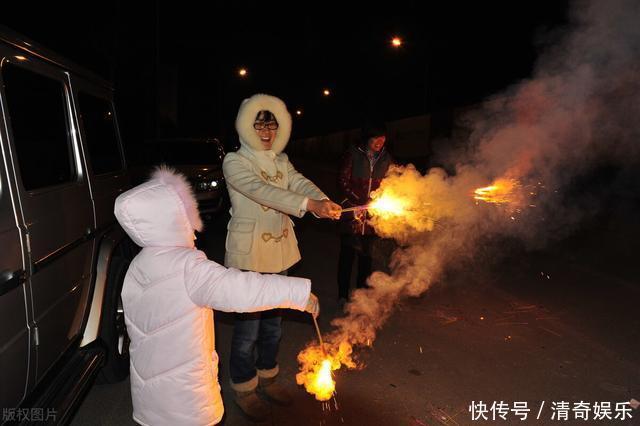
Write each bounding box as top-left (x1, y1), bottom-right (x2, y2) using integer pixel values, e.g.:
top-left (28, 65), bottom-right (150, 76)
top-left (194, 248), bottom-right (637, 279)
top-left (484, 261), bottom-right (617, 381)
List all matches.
top-left (230, 309), bottom-right (282, 385)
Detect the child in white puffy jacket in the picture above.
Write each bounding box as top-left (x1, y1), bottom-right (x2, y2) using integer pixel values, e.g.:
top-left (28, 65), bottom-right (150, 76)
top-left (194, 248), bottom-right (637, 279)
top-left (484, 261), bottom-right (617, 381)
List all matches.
top-left (114, 166), bottom-right (319, 426)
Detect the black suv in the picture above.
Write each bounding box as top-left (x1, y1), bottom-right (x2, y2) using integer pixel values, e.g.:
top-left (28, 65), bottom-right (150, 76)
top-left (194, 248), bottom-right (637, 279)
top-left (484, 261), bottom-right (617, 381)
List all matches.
top-left (130, 138), bottom-right (228, 221)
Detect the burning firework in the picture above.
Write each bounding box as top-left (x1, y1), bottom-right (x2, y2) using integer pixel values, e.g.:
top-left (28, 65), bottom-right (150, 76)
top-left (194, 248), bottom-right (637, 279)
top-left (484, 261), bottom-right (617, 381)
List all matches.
top-left (352, 165), bottom-right (442, 240)
top-left (473, 177), bottom-right (546, 222)
top-left (473, 178), bottom-right (521, 205)
top-left (295, 341), bottom-right (354, 401)
top-left (341, 193), bottom-right (412, 217)
top-left (368, 192), bottom-right (410, 217)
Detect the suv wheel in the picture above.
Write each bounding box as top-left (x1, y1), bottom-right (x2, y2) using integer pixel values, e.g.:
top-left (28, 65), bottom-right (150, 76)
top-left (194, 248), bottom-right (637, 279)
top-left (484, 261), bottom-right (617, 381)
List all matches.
top-left (97, 255), bottom-right (131, 383)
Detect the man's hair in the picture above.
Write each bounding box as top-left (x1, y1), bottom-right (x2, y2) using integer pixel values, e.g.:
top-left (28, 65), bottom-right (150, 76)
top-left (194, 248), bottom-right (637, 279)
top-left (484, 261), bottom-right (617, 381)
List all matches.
top-left (361, 120), bottom-right (387, 142)
top-left (255, 110), bottom-right (278, 124)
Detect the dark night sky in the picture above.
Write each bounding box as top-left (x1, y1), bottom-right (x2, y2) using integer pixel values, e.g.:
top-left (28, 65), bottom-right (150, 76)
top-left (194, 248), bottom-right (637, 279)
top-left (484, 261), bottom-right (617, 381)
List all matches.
top-left (3, 1), bottom-right (569, 150)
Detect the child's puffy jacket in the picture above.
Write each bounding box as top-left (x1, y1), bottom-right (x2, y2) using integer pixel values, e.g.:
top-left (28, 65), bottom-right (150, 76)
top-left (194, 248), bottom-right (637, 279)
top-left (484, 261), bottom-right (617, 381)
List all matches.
top-left (114, 167), bottom-right (311, 425)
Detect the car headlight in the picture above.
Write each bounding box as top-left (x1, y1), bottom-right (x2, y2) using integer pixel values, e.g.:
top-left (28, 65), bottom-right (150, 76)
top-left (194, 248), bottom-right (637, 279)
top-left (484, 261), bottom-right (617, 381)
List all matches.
top-left (196, 179), bottom-right (221, 191)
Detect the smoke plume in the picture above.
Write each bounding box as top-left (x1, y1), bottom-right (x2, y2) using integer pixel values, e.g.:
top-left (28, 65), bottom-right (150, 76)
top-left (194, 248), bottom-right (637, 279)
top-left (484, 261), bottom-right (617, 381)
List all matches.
top-left (298, 0), bottom-right (640, 391)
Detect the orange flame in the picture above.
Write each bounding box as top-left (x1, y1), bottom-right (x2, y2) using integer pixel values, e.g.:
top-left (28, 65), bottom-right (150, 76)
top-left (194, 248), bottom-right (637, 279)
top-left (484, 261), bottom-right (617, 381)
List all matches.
top-left (296, 341), bottom-right (355, 401)
top-left (365, 173), bottom-right (437, 237)
top-left (474, 178), bottom-right (521, 204)
top-left (368, 193), bottom-right (409, 217)
top-left (314, 360), bottom-right (335, 399)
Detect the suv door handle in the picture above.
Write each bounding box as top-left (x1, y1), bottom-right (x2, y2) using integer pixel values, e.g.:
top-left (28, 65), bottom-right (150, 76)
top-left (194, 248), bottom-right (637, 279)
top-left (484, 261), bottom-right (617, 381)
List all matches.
top-left (0, 269), bottom-right (26, 296)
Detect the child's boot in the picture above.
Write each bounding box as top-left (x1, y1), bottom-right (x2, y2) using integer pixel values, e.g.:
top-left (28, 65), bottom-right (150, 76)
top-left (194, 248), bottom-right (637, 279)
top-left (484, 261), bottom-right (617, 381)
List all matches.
top-left (258, 368), bottom-right (292, 406)
top-left (232, 378), bottom-right (269, 422)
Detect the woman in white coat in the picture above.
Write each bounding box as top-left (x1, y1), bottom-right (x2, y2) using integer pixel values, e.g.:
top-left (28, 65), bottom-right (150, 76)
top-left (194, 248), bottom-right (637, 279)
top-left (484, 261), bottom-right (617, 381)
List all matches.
top-left (114, 166), bottom-right (319, 425)
top-left (223, 94), bottom-right (340, 420)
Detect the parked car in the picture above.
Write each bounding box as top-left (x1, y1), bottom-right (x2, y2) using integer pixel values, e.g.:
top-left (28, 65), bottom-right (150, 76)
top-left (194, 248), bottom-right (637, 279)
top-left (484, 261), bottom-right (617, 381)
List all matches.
top-left (0, 26), bottom-right (135, 424)
top-left (129, 137), bottom-right (228, 221)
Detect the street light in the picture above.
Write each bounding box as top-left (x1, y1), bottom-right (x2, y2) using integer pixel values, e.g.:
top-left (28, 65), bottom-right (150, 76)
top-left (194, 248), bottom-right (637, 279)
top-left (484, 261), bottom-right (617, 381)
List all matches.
top-left (295, 109), bottom-right (303, 116)
top-left (391, 36), bottom-right (403, 48)
top-left (238, 68), bottom-right (248, 77)
top-left (322, 89), bottom-right (330, 96)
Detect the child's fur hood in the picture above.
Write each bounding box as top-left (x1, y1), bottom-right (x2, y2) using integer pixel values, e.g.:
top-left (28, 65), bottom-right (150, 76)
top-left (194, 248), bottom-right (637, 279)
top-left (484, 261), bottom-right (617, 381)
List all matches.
top-left (151, 165), bottom-right (203, 232)
top-left (114, 165), bottom-right (203, 248)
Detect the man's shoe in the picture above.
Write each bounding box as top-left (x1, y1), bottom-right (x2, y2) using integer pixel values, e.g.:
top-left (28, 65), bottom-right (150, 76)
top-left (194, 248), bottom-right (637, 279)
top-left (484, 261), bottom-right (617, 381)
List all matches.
top-left (234, 390), bottom-right (270, 422)
top-left (258, 376), bottom-right (293, 406)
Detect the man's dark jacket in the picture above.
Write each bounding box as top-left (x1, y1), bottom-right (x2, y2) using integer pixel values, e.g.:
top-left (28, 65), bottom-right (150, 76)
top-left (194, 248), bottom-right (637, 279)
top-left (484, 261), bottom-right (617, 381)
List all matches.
top-left (338, 144), bottom-right (393, 235)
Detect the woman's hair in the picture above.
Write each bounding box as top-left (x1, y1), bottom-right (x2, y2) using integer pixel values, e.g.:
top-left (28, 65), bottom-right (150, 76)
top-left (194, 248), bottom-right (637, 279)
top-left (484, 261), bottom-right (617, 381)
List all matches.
top-left (255, 110), bottom-right (278, 124)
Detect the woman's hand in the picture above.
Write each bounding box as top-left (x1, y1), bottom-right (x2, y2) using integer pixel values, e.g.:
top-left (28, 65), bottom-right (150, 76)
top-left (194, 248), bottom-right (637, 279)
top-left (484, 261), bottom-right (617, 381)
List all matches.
top-left (307, 199), bottom-right (342, 219)
top-left (305, 293), bottom-right (320, 318)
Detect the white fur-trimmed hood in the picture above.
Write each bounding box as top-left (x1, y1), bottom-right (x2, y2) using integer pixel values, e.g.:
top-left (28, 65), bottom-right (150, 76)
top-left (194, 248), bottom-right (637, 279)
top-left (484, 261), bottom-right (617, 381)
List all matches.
top-left (235, 93), bottom-right (292, 154)
top-left (150, 165), bottom-right (203, 232)
top-left (114, 165), bottom-right (203, 248)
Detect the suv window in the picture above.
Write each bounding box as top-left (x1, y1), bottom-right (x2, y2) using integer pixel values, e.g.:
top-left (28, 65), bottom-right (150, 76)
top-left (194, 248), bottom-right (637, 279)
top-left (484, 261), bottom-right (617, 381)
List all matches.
top-left (78, 93), bottom-right (123, 174)
top-left (2, 63), bottom-right (76, 191)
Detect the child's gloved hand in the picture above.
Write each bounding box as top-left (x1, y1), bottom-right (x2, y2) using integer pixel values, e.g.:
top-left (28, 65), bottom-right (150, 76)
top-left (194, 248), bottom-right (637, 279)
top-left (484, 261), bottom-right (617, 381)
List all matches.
top-left (305, 293), bottom-right (320, 318)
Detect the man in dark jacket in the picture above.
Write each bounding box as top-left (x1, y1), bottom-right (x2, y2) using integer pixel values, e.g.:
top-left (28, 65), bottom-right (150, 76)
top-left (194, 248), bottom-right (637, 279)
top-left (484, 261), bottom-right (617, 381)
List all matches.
top-left (337, 121), bottom-right (394, 304)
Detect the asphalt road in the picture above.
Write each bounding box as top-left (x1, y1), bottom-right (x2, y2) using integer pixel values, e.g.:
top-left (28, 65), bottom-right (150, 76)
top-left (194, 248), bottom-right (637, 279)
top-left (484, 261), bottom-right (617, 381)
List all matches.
top-left (70, 161), bottom-right (640, 426)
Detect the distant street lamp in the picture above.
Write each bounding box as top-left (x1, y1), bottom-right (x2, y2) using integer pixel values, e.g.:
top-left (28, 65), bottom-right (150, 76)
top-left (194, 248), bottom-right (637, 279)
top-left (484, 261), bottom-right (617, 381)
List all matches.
top-left (322, 89), bottom-right (330, 96)
top-left (391, 36), bottom-right (403, 48)
top-left (238, 68), bottom-right (248, 77)
top-left (295, 109), bottom-right (303, 116)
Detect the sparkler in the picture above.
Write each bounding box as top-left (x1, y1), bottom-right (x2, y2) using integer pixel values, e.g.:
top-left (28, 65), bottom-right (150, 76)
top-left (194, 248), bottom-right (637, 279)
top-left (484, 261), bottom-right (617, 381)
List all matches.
top-left (342, 195), bottom-right (417, 215)
top-left (294, 315), bottom-right (337, 401)
top-left (340, 204), bottom-right (370, 213)
top-left (473, 178), bottom-right (521, 204)
top-left (296, 348), bottom-right (337, 401)
top-left (297, 338), bottom-right (355, 401)
top-left (312, 315), bottom-right (326, 356)
top-left (369, 193), bottom-right (409, 216)
top-left (473, 177), bottom-right (546, 221)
